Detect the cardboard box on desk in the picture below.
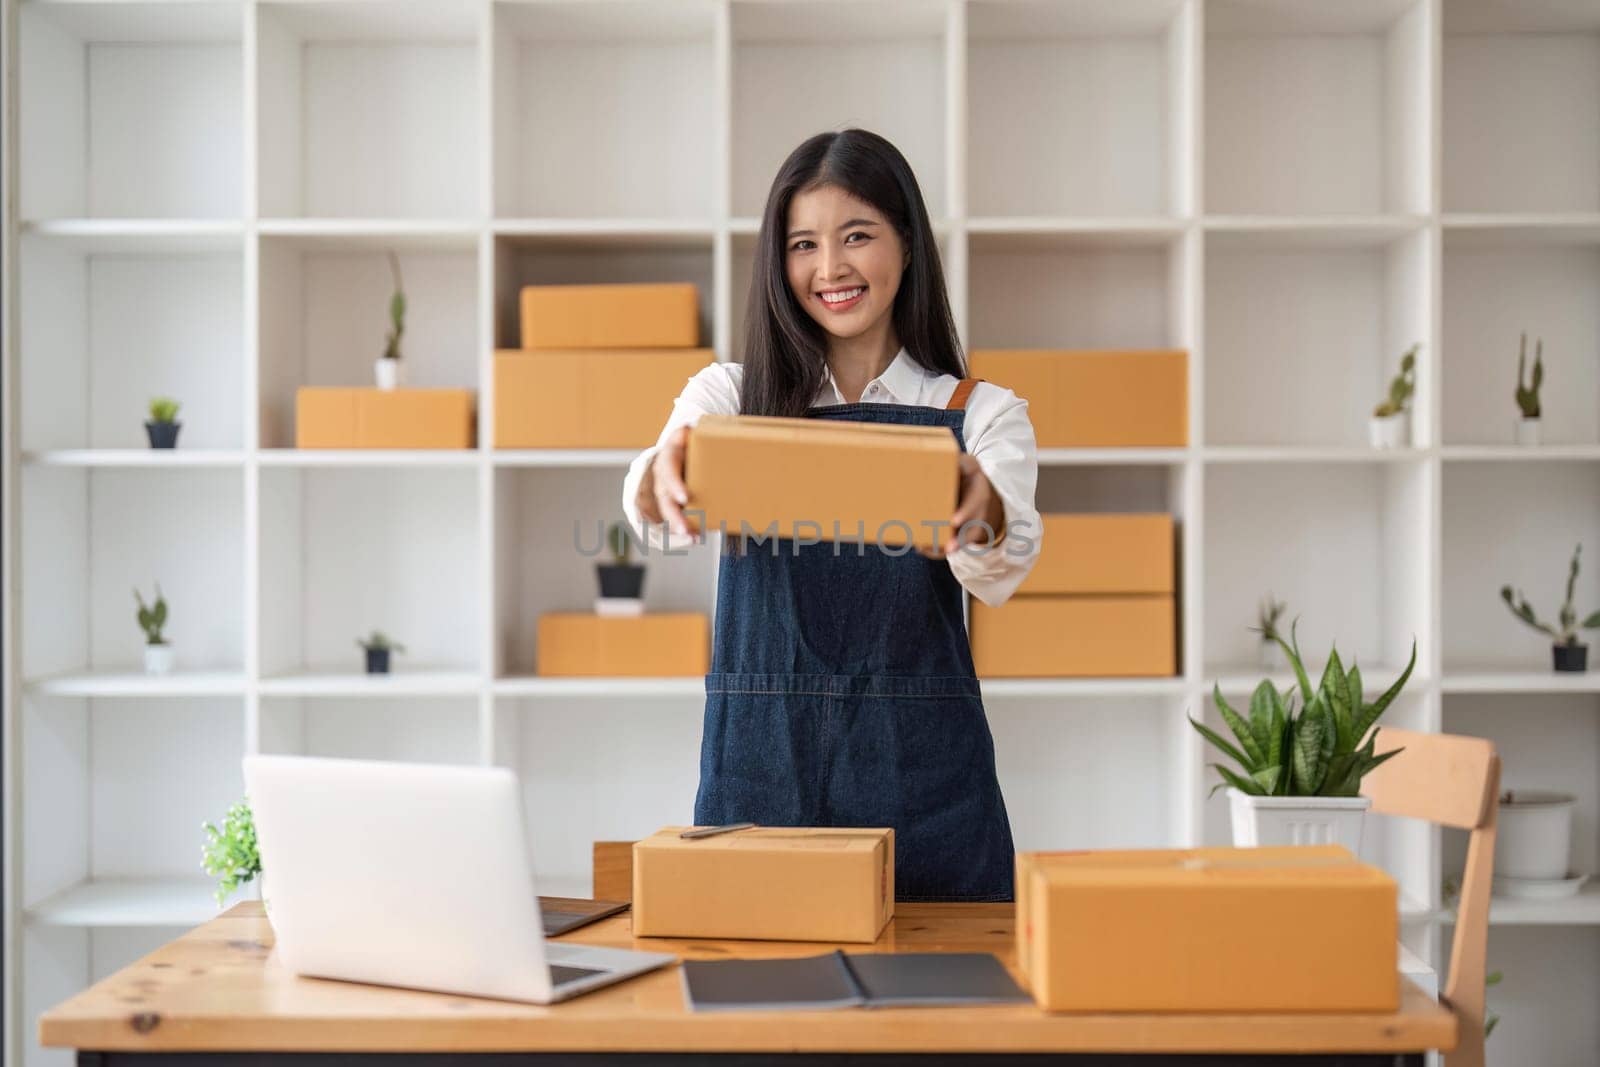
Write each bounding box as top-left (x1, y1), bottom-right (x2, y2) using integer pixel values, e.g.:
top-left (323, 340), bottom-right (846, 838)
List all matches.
top-left (520, 283), bottom-right (700, 350)
top-left (684, 414), bottom-right (960, 550)
top-left (296, 387), bottom-right (475, 449)
top-left (494, 349), bottom-right (712, 448)
top-left (536, 614), bottom-right (709, 677)
top-left (969, 595), bottom-right (1175, 677)
top-left (633, 826), bottom-right (894, 943)
top-left (1016, 845), bottom-right (1399, 1013)
top-left (968, 349), bottom-right (1187, 448)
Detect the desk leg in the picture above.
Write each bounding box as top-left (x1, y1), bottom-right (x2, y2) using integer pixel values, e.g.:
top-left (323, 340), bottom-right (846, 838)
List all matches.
top-left (78, 1052), bottom-right (1428, 1066)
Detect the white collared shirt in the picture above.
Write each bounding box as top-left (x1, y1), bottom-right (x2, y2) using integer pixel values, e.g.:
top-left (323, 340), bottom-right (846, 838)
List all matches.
top-left (620, 347), bottom-right (1042, 607)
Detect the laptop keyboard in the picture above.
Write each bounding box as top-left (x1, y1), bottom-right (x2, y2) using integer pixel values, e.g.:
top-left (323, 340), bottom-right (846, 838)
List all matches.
top-left (550, 963), bottom-right (606, 986)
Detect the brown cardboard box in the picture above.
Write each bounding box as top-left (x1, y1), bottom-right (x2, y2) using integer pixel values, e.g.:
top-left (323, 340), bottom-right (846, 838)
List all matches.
top-left (1020, 513), bottom-right (1173, 595)
top-left (520, 283), bottom-right (700, 349)
top-left (1017, 845), bottom-right (1399, 1012)
top-left (536, 614), bottom-right (709, 677)
top-left (969, 595), bottom-right (1175, 677)
top-left (968, 349), bottom-right (1188, 447)
top-left (632, 826), bottom-right (894, 942)
top-left (295, 387), bottom-right (360, 448)
top-left (494, 349), bottom-right (711, 448)
top-left (684, 414), bottom-right (960, 550)
top-left (295, 387), bottom-right (475, 449)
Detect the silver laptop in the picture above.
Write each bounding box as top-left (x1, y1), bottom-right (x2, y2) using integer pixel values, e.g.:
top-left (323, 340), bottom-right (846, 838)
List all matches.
top-left (242, 754), bottom-right (675, 1003)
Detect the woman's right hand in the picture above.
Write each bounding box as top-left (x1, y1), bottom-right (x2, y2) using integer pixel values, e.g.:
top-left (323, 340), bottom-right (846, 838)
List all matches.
top-left (636, 425), bottom-right (697, 536)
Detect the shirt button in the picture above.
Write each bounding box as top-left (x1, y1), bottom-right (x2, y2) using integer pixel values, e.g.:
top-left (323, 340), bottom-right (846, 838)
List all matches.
top-left (869, 384), bottom-right (878, 394)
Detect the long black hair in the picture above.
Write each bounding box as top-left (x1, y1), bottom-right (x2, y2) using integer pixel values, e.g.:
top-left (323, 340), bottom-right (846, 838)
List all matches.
top-left (740, 129), bottom-right (965, 417)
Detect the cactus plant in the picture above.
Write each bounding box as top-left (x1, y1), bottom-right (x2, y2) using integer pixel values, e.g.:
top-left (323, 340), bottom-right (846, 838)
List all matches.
top-left (381, 251), bottom-right (405, 361)
top-left (1500, 544), bottom-right (1600, 647)
top-left (148, 397), bottom-right (181, 424)
top-left (1190, 621), bottom-right (1416, 797)
top-left (134, 583), bottom-right (168, 645)
top-left (608, 521), bottom-right (634, 565)
top-left (1515, 333), bottom-right (1543, 419)
top-left (1373, 344), bottom-right (1418, 418)
top-left (356, 630), bottom-right (407, 654)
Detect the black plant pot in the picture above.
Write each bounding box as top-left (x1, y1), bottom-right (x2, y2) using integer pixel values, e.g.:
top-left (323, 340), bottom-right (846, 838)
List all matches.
top-left (1553, 643), bottom-right (1588, 672)
top-left (365, 647), bottom-right (391, 674)
top-left (597, 564), bottom-right (645, 600)
top-left (145, 421), bottom-right (181, 449)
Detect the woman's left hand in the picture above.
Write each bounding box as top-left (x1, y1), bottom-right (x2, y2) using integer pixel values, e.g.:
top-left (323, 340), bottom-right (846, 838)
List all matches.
top-left (921, 455), bottom-right (1006, 558)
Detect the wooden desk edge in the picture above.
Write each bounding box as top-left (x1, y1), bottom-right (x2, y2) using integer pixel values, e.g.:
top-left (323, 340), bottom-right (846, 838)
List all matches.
top-left (38, 903), bottom-right (1458, 1056)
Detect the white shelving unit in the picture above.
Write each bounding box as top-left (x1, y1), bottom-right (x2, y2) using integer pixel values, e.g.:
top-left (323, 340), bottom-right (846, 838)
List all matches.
top-left (5, 1), bottom-right (1599, 1065)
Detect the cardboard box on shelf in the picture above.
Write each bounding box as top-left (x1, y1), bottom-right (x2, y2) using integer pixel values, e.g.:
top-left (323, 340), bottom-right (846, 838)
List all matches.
top-left (494, 349), bottom-right (711, 449)
top-left (632, 826), bottom-right (894, 943)
top-left (536, 614), bottom-right (709, 677)
top-left (969, 595), bottom-right (1175, 677)
top-left (1016, 845), bottom-right (1398, 1013)
top-left (519, 283), bottom-right (700, 350)
top-left (968, 349), bottom-right (1188, 448)
top-left (684, 414), bottom-right (960, 550)
top-left (295, 387), bottom-right (475, 449)
top-left (1019, 513), bottom-right (1174, 595)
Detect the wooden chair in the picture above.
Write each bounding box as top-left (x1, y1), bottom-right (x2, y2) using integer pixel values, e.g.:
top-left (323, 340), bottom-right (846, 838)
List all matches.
top-left (1363, 728), bottom-right (1501, 1067)
top-left (593, 841), bottom-right (635, 902)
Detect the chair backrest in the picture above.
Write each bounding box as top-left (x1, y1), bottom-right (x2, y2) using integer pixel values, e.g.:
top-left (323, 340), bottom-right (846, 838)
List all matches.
top-left (1362, 727), bottom-right (1500, 1067)
top-left (592, 840), bottom-right (635, 902)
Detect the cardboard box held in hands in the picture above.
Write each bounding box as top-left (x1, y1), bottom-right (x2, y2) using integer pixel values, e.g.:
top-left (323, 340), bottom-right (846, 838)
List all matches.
top-left (683, 414), bottom-right (961, 551)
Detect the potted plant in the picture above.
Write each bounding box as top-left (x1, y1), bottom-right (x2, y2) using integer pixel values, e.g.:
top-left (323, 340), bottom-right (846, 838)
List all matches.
top-left (1189, 622), bottom-right (1417, 853)
top-left (357, 630), bottom-right (406, 673)
top-left (1255, 594), bottom-right (1287, 671)
top-left (1499, 543), bottom-right (1600, 671)
top-left (1513, 332), bottom-right (1543, 446)
top-left (1495, 789), bottom-right (1583, 896)
top-left (595, 521), bottom-right (645, 616)
top-left (201, 796), bottom-right (262, 907)
top-left (134, 582), bottom-right (173, 674)
top-left (1369, 343), bottom-right (1418, 449)
top-left (146, 396), bottom-right (181, 449)
top-left (374, 251), bottom-right (406, 391)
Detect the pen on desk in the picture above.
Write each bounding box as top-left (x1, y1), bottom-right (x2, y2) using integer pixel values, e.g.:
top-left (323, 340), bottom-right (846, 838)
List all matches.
top-left (680, 822), bottom-right (756, 839)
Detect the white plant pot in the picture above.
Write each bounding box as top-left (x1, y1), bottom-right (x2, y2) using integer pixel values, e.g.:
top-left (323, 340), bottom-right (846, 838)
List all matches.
top-left (1228, 788), bottom-right (1370, 853)
top-left (1497, 791), bottom-right (1574, 880)
top-left (143, 643), bottom-right (174, 675)
top-left (1514, 416), bottom-right (1542, 446)
top-left (1368, 412), bottom-right (1410, 450)
top-left (374, 357), bottom-right (405, 390)
top-left (1259, 639), bottom-right (1284, 672)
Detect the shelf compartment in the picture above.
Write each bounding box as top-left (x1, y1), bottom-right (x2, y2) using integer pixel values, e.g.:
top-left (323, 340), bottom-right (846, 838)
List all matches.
top-left (259, 466), bottom-right (482, 679)
top-left (24, 671), bottom-right (247, 698)
top-left (1442, 463), bottom-right (1600, 674)
top-left (25, 878), bottom-right (223, 928)
top-left (19, 1), bottom-right (244, 220)
top-left (1205, 228), bottom-right (1428, 447)
top-left (256, 0), bottom-right (482, 219)
top-left (491, 1), bottom-right (718, 219)
top-left (1204, 0), bottom-right (1429, 216)
top-left (1441, 230), bottom-right (1600, 446)
top-left (1443, 8), bottom-right (1600, 214)
top-left (492, 468), bottom-right (716, 679)
top-left (260, 696), bottom-right (481, 767)
top-left (966, 0), bottom-right (1190, 218)
top-left (730, 0), bottom-right (947, 218)
top-left (258, 234), bottom-right (480, 450)
top-left (19, 234), bottom-right (245, 453)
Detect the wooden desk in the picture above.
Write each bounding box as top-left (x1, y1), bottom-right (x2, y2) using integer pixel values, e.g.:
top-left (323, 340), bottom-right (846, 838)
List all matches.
top-left (41, 903), bottom-right (1454, 1065)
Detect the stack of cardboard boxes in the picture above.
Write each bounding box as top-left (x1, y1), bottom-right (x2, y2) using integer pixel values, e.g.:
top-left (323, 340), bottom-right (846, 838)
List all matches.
top-left (971, 513), bottom-right (1176, 677)
top-left (496, 282), bottom-right (713, 448)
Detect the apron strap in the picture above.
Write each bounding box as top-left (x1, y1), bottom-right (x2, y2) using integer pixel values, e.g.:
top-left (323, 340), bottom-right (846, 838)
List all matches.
top-left (945, 377), bottom-right (983, 412)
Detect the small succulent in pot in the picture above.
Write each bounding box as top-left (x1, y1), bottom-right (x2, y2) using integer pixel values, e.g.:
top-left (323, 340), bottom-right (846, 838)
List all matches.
top-left (1513, 332), bottom-right (1543, 446)
top-left (1500, 544), bottom-right (1600, 672)
top-left (146, 396), bottom-right (182, 449)
top-left (134, 582), bottom-right (174, 674)
top-left (374, 251), bottom-right (407, 391)
top-left (356, 630), bottom-right (406, 674)
top-left (596, 521), bottom-right (645, 603)
top-left (1369, 343), bottom-right (1418, 449)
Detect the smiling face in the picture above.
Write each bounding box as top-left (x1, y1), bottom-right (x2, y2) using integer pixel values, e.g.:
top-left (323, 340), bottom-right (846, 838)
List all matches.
top-left (784, 184), bottom-right (908, 344)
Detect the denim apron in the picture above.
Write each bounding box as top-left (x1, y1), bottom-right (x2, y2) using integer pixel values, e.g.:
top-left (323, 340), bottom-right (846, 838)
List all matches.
top-left (692, 378), bottom-right (1017, 902)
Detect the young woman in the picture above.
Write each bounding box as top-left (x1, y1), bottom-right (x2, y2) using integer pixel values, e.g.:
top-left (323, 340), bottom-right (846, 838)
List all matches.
top-left (622, 129), bottom-right (1040, 902)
